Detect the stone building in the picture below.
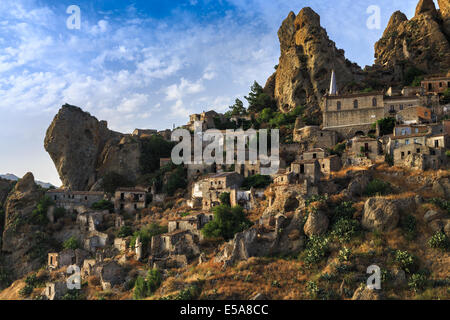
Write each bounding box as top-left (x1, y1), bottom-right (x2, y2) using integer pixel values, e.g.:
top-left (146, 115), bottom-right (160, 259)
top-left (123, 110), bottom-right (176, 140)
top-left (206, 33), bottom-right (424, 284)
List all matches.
top-left (292, 124), bottom-right (338, 149)
top-left (421, 75), bottom-right (450, 94)
top-left (150, 230), bottom-right (200, 260)
top-left (322, 91), bottom-right (385, 138)
top-left (350, 136), bottom-right (381, 161)
top-left (290, 159), bottom-right (321, 184)
top-left (201, 172), bottom-right (244, 210)
top-left (47, 249), bottom-right (89, 269)
top-left (46, 189), bottom-right (104, 211)
top-left (299, 148), bottom-right (341, 175)
top-left (186, 110), bottom-right (223, 131)
top-left (393, 124), bottom-right (430, 137)
top-left (235, 160), bottom-right (261, 177)
top-left (186, 163), bottom-right (216, 181)
top-left (159, 158), bottom-right (172, 168)
top-left (44, 282), bottom-right (68, 300)
top-left (396, 106), bottom-right (432, 124)
top-left (168, 213), bottom-right (214, 236)
top-left (114, 187), bottom-right (147, 214)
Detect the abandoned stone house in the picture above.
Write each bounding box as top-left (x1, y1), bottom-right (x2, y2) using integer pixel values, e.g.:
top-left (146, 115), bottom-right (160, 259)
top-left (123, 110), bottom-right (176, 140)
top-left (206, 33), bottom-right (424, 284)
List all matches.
top-left (394, 124), bottom-right (430, 137)
top-left (186, 163), bottom-right (216, 181)
top-left (229, 188), bottom-right (263, 210)
top-left (299, 148), bottom-right (341, 175)
top-left (421, 75), bottom-right (450, 94)
top-left (201, 172), bottom-right (244, 210)
top-left (114, 187), bottom-right (147, 214)
top-left (186, 110), bottom-right (223, 131)
top-left (396, 106), bottom-right (432, 124)
top-left (151, 230), bottom-right (200, 260)
top-left (98, 261), bottom-right (125, 290)
top-left (292, 124), bottom-right (338, 149)
top-left (84, 230), bottom-right (111, 253)
top-left (168, 213), bottom-right (214, 236)
top-left (44, 282), bottom-right (68, 300)
top-left (290, 159), bottom-right (321, 184)
top-left (46, 189), bottom-right (105, 210)
top-left (350, 136), bottom-right (381, 161)
top-left (48, 248), bottom-right (89, 270)
top-left (235, 160), bottom-right (261, 177)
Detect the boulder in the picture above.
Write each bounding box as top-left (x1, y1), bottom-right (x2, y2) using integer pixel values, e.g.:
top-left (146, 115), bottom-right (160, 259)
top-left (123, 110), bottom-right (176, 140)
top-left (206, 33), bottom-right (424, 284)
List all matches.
top-left (424, 210), bottom-right (445, 223)
top-left (352, 286), bottom-right (383, 300)
top-left (362, 198), bottom-right (400, 232)
top-left (304, 210), bottom-right (329, 237)
top-left (444, 220), bottom-right (450, 238)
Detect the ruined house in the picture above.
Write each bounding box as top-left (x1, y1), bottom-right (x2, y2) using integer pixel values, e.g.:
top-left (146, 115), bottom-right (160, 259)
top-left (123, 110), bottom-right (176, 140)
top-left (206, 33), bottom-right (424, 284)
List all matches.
top-left (186, 110), bottom-right (223, 131)
top-left (201, 172), bottom-right (244, 210)
top-left (235, 160), bottom-right (261, 177)
top-left (421, 75), bottom-right (450, 94)
top-left (300, 148), bottom-right (341, 175)
top-left (48, 249), bottom-right (89, 270)
top-left (114, 187), bottom-right (147, 214)
top-left (132, 129), bottom-right (158, 137)
top-left (44, 282), bottom-right (68, 300)
top-left (168, 213), bottom-right (213, 236)
top-left (350, 136), bottom-right (381, 162)
top-left (293, 124), bottom-right (338, 149)
top-left (396, 106), bottom-right (432, 124)
top-left (46, 189), bottom-right (104, 211)
top-left (290, 159), bottom-right (321, 184)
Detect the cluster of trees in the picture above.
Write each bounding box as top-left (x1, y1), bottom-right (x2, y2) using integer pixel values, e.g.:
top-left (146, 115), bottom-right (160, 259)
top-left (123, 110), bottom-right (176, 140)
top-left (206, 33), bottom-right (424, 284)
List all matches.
top-left (140, 135), bottom-right (175, 175)
top-left (133, 269), bottom-right (162, 300)
top-left (130, 223), bottom-right (168, 255)
top-left (241, 174), bottom-right (272, 190)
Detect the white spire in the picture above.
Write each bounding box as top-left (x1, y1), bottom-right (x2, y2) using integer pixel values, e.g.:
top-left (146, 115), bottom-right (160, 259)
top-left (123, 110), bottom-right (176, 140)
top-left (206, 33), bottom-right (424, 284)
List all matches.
top-left (329, 69), bottom-right (337, 95)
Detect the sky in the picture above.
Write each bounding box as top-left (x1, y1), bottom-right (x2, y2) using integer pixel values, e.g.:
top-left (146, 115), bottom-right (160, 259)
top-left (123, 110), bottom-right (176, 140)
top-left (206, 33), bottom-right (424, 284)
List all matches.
top-left (0, 0), bottom-right (434, 186)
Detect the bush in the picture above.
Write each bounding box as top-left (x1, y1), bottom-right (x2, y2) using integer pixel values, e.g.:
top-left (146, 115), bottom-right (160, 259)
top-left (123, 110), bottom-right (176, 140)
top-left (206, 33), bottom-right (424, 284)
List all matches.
top-left (400, 215), bottom-right (417, 241)
top-left (202, 205), bottom-right (252, 240)
top-left (29, 196), bottom-right (53, 225)
top-left (245, 81), bottom-right (277, 113)
top-left (428, 198), bottom-right (450, 214)
top-left (133, 269), bottom-right (162, 300)
top-left (329, 142), bottom-right (346, 157)
top-left (117, 225), bottom-right (133, 238)
top-left (19, 284), bottom-right (34, 298)
top-left (130, 223), bottom-right (167, 253)
top-left (241, 174), bottom-right (272, 190)
top-left (364, 179), bottom-right (391, 197)
top-left (140, 135), bottom-right (175, 175)
top-left (91, 200), bottom-right (114, 212)
top-left (63, 237), bottom-right (80, 250)
top-left (333, 202), bottom-right (356, 222)
top-left (302, 236), bottom-right (330, 266)
top-left (442, 88), bottom-right (450, 104)
top-left (219, 192), bottom-right (231, 206)
top-left (394, 250), bottom-right (416, 273)
top-left (162, 166), bottom-right (187, 196)
top-left (428, 231), bottom-right (449, 251)
top-left (331, 218), bottom-right (360, 243)
top-left (408, 273), bottom-right (428, 293)
top-left (374, 117), bottom-right (396, 136)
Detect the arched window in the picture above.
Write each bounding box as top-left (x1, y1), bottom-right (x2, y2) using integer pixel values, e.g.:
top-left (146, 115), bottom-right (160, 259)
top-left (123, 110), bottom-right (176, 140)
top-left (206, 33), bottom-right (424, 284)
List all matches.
top-left (353, 100), bottom-right (358, 109)
top-left (337, 101), bottom-right (341, 110)
top-left (372, 98), bottom-right (377, 107)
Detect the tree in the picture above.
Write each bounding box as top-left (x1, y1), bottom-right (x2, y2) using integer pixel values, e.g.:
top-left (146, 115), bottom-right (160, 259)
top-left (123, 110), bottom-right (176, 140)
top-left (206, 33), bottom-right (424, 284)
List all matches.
top-left (443, 88), bottom-right (450, 104)
top-left (91, 200), bottom-right (114, 212)
top-left (63, 237), bottom-right (80, 250)
top-left (219, 192), bottom-right (231, 206)
top-left (202, 205), bottom-right (252, 240)
top-left (162, 166), bottom-right (187, 196)
top-left (241, 174), bottom-right (272, 190)
top-left (226, 98), bottom-right (247, 117)
top-left (375, 117), bottom-right (396, 136)
top-left (133, 269), bottom-right (162, 300)
top-left (245, 81), bottom-right (276, 113)
top-left (140, 135), bottom-right (175, 175)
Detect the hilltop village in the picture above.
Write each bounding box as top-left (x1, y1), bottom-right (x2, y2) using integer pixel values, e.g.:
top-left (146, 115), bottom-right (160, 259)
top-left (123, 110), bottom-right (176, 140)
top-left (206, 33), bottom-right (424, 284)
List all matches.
top-left (0, 0), bottom-right (449, 300)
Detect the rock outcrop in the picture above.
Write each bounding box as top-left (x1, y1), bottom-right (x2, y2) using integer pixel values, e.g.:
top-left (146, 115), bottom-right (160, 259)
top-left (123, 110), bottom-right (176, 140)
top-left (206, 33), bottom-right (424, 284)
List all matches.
top-left (44, 105), bottom-right (141, 191)
top-left (352, 286), bottom-right (383, 300)
top-left (1, 173), bottom-right (48, 280)
top-left (304, 210), bottom-right (329, 237)
top-left (266, 8), bottom-right (363, 115)
top-left (438, 0), bottom-right (450, 37)
top-left (0, 178), bottom-right (14, 208)
top-left (374, 0), bottom-right (450, 76)
top-left (362, 198), bottom-right (400, 232)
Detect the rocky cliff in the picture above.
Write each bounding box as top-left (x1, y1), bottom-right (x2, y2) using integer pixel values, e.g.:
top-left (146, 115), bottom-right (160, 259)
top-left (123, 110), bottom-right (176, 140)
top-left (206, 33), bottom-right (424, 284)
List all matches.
top-left (267, 0), bottom-right (450, 116)
top-left (1, 173), bottom-right (47, 280)
top-left (44, 105), bottom-right (141, 191)
top-left (374, 0), bottom-right (450, 76)
top-left (265, 8), bottom-right (363, 114)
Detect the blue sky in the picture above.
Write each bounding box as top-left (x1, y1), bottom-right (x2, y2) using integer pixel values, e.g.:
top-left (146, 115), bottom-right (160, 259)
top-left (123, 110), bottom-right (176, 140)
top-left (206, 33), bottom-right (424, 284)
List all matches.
top-left (0, 0), bottom-right (432, 185)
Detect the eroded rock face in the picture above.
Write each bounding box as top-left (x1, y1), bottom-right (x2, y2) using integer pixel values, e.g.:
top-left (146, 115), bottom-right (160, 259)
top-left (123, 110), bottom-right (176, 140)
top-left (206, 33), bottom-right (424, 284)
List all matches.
top-left (304, 210), bottom-right (329, 237)
top-left (267, 8), bottom-right (362, 115)
top-left (352, 287), bottom-right (383, 300)
top-left (438, 0), bottom-right (450, 36)
top-left (1, 173), bottom-right (47, 280)
top-left (374, 1), bottom-right (450, 75)
top-left (362, 198), bottom-right (400, 232)
top-left (44, 105), bottom-right (141, 191)
top-left (0, 179), bottom-right (14, 208)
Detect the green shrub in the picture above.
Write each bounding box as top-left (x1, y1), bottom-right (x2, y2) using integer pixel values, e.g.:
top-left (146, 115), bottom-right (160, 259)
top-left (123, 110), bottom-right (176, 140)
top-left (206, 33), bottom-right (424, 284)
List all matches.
top-left (333, 201), bottom-right (355, 222)
top-left (394, 250), bottom-right (416, 273)
top-left (364, 179), bottom-right (391, 197)
top-left (91, 200), bottom-right (114, 212)
top-left (374, 117), bottom-right (396, 136)
top-left (202, 205), bottom-right (252, 240)
top-left (133, 269), bottom-right (163, 300)
top-left (331, 218), bottom-right (360, 243)
top-left (442, 88), bottom-right (450, 104)
top-left (408, 273), bottom-right (428, 293)
top-left (245, 81), bottom-right (277, 113)
top-left (338, 247), bottom-right (352, 263)
top-left (61, 289), bottom-right (83, 300)
top-left (241, 175), bottom-right (272, 190)
top-left (219, 192), bottom-right (231, 206)
top-left (19, 284), bottom-right (34, 298)
top-left (428, 231), bottom-right (449, 250)
top-left (400, 215), bottom-right (417, 241)
top-left (63, 237), bottom-right (80, 250)
top-left (329, 142), bottom-right (346, 157)
top-left (302, 236), bottom-right (330, 266)
top-left (162, 166), bottom-right (187, 196)
top-left (130, 223), bottom-right (167, 253)
top-left (29, 196), bottom-right (53, 225)
top-left (306, 281), bottom-right (320, 299)
top-left (140, 135), bottom-right (175, 175)
top-left (117, 225), bottom-right (133, 238)
top-left (428, 198), bottom-right (450, 214)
